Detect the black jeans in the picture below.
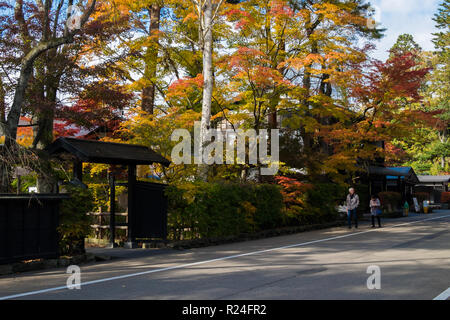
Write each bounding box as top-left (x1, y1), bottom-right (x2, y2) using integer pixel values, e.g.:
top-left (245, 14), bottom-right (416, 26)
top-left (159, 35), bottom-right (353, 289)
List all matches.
top-left (372, 215), bottom-right (381, 227)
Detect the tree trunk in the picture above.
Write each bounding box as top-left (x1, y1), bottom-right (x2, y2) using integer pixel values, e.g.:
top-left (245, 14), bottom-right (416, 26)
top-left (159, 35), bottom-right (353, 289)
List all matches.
top-left (319, 70), bottom-right (332, 156)
top-left (33, 77), bottom-right (58, 150)
top-left (439, 128), bottom-right (448, 169)
top-left (0, 78), bottom-right (5, 124)
top-left (33, 81), bottom-right (59, 193)
top-left (141, 4), bottom-right (161, 114)
top-left (198, 0), bottom-right (214, 180)
top-left (1, 0), bottom-right (96, 191)
top-left (4, 36), bottom-right (75, 146)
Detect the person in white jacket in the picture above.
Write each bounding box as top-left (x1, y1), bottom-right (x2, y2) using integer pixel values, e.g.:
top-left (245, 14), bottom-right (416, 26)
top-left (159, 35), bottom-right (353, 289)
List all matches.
top-left (370, 195), bottom-right (382, 228)
top-left (346, 188), bottom-right (359, 229)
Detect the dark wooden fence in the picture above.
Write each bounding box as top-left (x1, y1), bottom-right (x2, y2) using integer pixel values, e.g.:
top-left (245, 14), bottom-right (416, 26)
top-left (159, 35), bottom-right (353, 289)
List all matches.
top-left (0, 194), bottom-right (68, 264)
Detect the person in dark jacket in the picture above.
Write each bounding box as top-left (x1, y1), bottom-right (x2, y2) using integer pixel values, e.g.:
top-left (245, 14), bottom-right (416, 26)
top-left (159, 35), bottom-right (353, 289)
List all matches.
top-left (346, 188), bottom-right (359, 229)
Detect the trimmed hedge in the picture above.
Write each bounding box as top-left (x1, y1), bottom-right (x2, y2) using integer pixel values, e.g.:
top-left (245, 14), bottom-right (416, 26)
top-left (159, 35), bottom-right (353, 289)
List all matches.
top-left (166, 182), bottom-right (283, 240)
top-left (282, 182), bottom-right (344, 225)
top-left (166, 181), bottom-right (343, 241)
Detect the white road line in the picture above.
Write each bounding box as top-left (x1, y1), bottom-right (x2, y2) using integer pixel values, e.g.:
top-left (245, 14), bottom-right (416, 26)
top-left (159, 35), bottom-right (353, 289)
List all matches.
top-left (433, 287), bottom-right (450, 300)
top-left (1, 214), bottom-right (449, 300)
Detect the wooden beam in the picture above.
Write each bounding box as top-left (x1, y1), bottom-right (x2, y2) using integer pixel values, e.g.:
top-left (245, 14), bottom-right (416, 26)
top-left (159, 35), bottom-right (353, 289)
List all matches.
top-left (109, 173), bottom-right (116, 248)
top-left (125, 164), bottom-right (137, 248)
top-left (73, 160), bottom-right (83, 182)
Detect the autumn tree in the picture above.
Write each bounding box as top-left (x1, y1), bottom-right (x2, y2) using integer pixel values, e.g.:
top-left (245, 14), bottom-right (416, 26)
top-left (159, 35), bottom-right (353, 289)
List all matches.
top-left (320, 50), bottom-right (431, 182)
top-left (390, 33), bottom-right (422, 56)
top-left (0, 0), bottom-right (98, 191)
top-left (0, 0), bottom-right (97, 146)
top-left (428, 0), bottom-right (450, 171)
top-left (219, 0), bottom-right (383, 181)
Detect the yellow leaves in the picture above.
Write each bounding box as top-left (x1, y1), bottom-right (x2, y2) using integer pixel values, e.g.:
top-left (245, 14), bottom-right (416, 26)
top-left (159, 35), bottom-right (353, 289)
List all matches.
top-left (280, 53), bottom-right (324, 71)
top-left (322, 153), bottom-right (356, 174)
top-left (313, 1), bottom-right (363, 27)
top-left (183, 12), bottom-right (198, 23)
top-left (239, 200), bottom-right (257, 228)
top-left (87, 163), bottom-right (109, 177)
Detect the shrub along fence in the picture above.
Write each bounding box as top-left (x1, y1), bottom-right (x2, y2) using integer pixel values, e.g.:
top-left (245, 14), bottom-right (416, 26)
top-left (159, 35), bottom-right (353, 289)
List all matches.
top-left (166, 183), bottom-right (283, 240)
top-left (165, 181), bottom-right (342, 241)
top-left (58, 186), bottom-right (95, 256)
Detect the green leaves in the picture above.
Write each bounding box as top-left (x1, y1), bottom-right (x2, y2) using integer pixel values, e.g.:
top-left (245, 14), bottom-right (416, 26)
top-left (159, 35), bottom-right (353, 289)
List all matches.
top-left (58, 185), bottom-right (95, 255)
top-left (166, 182), bottom-right (283, 240)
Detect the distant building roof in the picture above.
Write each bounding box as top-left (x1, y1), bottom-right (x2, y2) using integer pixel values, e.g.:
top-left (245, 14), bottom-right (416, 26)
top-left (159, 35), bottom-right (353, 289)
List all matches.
top-left (417, 175), bottom-right (450, 184)
top-left (386, 167), bottom-right (413, 175)
top-left (368, 166), bottom-right (402, 176)
top-left (45, 137), bottom-right (170, 166)
top-left (386, 167), bottom-right (419, 184)
top-left (368, 166), bottom-right (419, 184)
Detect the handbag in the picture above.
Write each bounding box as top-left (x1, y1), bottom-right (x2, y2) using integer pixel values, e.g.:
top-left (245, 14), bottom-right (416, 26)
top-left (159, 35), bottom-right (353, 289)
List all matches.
top-left (376, 208), bottom-right (382, 215)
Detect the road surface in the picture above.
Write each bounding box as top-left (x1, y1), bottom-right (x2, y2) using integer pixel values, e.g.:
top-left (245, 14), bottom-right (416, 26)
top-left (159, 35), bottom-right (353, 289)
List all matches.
top-left (1, 211), bottom-right (449, 300)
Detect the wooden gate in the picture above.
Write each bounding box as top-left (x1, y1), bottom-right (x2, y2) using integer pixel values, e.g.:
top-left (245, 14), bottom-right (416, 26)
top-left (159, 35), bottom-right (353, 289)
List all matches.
top-left (129, 181), bottom-right (168, 241)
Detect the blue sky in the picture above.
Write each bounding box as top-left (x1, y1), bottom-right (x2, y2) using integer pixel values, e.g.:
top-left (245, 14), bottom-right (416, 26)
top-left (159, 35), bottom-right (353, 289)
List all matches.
top-left (368, 0), bottom-right (441, 61)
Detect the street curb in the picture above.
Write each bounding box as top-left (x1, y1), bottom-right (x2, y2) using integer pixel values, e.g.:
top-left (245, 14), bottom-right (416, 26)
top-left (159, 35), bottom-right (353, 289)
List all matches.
top-left (167, 220), bottom-right (347, 250)
top-left (0, 252), bottom-right (109, 276)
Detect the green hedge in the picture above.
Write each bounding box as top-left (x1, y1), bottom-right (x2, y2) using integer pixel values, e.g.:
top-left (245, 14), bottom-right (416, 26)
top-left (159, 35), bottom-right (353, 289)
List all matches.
top-left (301, 183), bottom-right (345, 224)
top-left (166, 182), bottom-right (283, 240)
top-left (59, 186), bottom-right (95, 255)
top-left (166, 181), bottom-right (343, 241)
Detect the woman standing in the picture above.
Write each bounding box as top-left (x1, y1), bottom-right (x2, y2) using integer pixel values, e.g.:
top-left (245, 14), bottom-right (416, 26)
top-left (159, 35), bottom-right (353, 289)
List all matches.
top-left (370, 195), bottom-right (382, 228)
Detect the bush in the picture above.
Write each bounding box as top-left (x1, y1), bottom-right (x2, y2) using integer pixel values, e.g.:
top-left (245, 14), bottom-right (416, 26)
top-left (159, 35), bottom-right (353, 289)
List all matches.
top-left (441, 192), bottom-right (450, 204)
top-left (378, 191), bottom-right (402, 212)
top-left (302, 182), bottom-right (346, 223)
top-left (251, 184), bottom-right (284, 229)
top-left (166, 182), bottom-right (283, 240)
top-left (274, 177), bottom-right (344, 226)
top-left (59, 186), bottom-right (95, 255)
top-left (166, 180), bottom-right (346, 241)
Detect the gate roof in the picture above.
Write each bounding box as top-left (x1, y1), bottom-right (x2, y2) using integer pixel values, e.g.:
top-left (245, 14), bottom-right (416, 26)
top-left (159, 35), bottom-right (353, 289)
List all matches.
top-left (45, 137), bottom-right (170, 166)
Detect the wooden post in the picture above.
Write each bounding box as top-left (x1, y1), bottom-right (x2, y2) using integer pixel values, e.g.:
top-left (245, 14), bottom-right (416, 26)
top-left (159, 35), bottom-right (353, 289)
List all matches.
top-left (108, 173), bottom-right (116, 248)
top-left (125, 164), bottom-right (137, 248)
top-left (17, 175), bottom-right (21, 194)
top-left (73, 161), bottom-right (83, 182)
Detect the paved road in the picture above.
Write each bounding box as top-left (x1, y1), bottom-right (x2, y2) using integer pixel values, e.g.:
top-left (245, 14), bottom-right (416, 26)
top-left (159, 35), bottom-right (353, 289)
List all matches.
top-left (1, 211), bottom-right (449, 300)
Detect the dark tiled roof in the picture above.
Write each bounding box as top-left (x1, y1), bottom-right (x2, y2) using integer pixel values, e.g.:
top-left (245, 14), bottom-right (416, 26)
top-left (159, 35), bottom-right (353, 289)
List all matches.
top-left (45, 137), bottom-right (170, 166)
